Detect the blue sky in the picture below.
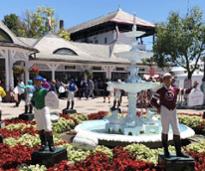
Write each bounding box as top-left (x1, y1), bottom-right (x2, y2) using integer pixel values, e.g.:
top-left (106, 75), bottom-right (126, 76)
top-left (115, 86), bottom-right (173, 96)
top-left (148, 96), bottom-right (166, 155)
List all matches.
top-left (1, 0), bottom-right (205, 29)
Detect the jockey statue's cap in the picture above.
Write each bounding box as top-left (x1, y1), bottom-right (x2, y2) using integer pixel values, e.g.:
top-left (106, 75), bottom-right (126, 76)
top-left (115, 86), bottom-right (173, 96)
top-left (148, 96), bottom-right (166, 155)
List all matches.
top-left (162, 72), bottom-right (172, 79)
top-left (34, 75), bottom-right (44, 81)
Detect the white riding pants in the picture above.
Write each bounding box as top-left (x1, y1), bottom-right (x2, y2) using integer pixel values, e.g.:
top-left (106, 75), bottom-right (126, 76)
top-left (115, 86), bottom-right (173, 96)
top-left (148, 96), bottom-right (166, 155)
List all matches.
top-left (68, 91), bottom-right (75, 101)
top-left (34, 107), bottom-right (52, 132)
top-left (160, 105), bottom-right (180, 135)
top-left (25, 94), bottom-right (33, 105)
top-left (114, 90), bottom-right (121, 101)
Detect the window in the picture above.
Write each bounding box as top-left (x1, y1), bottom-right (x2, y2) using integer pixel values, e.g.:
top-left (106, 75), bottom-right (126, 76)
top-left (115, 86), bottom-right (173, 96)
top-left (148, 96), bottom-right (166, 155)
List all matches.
top-left (116, 67), bottom-right (125, 71)
top-left (65, 65), bottom-right (76, 70)
top-left (53, 48), bottom-right (78, 56)
top-left (0, 29), bottom-right (13, 43)
top-left (92, 66), bottom-right (102, 70)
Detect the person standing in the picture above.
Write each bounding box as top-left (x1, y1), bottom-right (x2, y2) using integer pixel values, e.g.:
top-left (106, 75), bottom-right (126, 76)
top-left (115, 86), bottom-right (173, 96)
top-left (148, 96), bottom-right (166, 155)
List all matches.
top-left (112, 80), bottom-right (122, 109)
top-left (103, 79), bottom-right (111, 103)
top-left (88, 78), bottom-right (95, 99)
top-left (42, 78), bottom-right (51, 91)
top-left (150, 73), bottom-right (198, 158)
top-left (14, 80), bottom-right (25, 107)
top-left (31, 75), bottom-right (55, 152)
top-left (0, 82), bottom-right (6, 118)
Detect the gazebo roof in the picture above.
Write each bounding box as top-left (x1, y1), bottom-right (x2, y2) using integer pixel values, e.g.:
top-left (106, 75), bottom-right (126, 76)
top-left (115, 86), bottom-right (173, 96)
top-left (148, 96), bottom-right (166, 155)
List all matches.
top-left (67, 8), bottom-right (155, 34)
top-left (0, 21), bottom-right (38, 52)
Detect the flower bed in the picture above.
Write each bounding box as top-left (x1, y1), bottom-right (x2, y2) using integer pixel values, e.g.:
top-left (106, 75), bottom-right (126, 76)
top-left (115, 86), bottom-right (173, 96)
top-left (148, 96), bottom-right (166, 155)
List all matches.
top-left (0, 112), bottom-right (205, 170)
top-left (178, 114), bottom-right (205, 134)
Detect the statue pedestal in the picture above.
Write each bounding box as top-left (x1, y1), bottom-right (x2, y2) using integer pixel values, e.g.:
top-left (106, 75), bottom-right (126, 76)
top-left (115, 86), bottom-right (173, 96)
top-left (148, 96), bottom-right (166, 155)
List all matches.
top-left (62, 109), bottom-right (77, 114)
top-left (31, 147), bottom-right (67, 167)
top-left (19, 113), bottom-right (34, 121)
top-left (0, 135), bottom-right (3, 143)
top-left (158, 154), bottom-right (194, 171)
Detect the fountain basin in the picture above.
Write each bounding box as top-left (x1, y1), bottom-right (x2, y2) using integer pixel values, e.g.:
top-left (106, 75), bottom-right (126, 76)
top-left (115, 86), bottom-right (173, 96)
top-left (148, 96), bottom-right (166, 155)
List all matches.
top-left (74, 119), bottom-right (195, 147)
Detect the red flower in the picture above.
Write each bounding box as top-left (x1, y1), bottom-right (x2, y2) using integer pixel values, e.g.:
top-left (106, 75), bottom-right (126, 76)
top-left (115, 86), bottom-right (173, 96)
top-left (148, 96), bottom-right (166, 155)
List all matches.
top-left (0, 144), bottom-right (36, 170)
top-left (4, 118), bottom-right (35, 126)
top-left (88, 111), bottom-right (108, 120)
top-left (48, 147), bottom-right (156, 171)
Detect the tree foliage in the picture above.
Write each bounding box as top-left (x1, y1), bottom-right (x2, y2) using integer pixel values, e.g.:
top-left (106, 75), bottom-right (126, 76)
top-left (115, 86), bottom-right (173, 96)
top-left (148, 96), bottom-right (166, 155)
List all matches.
top-left (2, 14), bottom-right (25, 36)
top-left (153, 7), bottom-right (205, 79)
top-left (2, 7), bottom-right (70, 40)
top-left (23, 7), bottom-right (57, 38)
top-left (58, 29), bottom-right (70, 41)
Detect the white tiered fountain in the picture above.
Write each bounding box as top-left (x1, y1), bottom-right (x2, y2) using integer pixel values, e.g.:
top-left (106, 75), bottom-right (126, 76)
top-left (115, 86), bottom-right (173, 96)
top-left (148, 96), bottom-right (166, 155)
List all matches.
top-left (105, 22), bottom-right (160, 135)
top-left (73, 18), bottom-right (195, 147)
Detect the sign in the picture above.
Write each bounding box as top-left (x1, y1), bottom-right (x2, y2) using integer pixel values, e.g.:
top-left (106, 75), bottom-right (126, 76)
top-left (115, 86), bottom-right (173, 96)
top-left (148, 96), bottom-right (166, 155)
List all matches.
top-left (187, 88), bottom-right (204, 107)
top-left (45, 91), bottom-right (59, 109)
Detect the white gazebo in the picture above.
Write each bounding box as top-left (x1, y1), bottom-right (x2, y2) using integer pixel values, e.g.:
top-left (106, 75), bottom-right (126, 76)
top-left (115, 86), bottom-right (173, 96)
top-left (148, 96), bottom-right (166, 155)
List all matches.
top-left (0, 21), bottom-right (38, 90)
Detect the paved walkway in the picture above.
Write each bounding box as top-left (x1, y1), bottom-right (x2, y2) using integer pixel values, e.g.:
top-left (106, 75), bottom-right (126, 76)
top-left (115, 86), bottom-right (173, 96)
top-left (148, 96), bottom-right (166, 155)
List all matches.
top-left (0, 97), bottom-right (203, 120)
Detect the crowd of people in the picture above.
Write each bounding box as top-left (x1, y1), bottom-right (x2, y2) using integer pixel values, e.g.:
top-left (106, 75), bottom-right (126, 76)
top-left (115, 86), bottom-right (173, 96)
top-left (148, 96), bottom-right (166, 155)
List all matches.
top-left (0, 72), bottom-right (198, 115)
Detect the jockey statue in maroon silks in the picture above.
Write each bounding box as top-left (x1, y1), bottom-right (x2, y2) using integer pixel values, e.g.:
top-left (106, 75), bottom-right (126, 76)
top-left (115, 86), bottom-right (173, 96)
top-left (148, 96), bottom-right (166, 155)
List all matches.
top-left (151, 73), bottom-right (198, 158)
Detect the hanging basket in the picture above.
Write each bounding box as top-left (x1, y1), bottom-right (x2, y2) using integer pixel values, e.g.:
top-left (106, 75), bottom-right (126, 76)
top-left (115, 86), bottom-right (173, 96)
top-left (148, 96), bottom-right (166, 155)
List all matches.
top-left (12, 65), bottom-right (25, 75)
top-left (84, 70), bottom-right (93, 79)
top-left (30, 65), bottom-right (40, 75)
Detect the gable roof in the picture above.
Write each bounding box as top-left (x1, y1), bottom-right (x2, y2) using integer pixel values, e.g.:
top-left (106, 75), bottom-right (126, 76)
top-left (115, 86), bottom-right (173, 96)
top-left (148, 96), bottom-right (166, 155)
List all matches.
top-left (23, 32), bottom-right (129, 64)
top-left (19, 32), bottom-right (151, 65)
top-left (68, 8), bottom-right (155, 34)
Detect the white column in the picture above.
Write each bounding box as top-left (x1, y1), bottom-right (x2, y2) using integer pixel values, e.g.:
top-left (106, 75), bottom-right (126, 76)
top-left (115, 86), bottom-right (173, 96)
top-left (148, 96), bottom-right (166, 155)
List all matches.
top-left (0, 49), bottom-right (10, 91)
top-left (8, 50), bottom-right (16, 89)
top-left (51, 69), bottom-right (55, 81)
top-left (47, 63), bottom-right (59, 81)
top-left (5, 55), bottom-right (9, 91)
top-left (25, 61), bottom-right (30, 83)
top-left (104, 66), bottom-right (114, 80)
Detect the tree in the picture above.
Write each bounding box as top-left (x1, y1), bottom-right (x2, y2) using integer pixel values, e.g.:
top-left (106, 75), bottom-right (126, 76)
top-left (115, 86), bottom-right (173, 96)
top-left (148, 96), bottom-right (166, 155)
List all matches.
top-left (57, 29), bottom-right (70, 40)
top-left (2, 14), bottom-right (25, 36)
top-left (3, 7), bottom-right (70, 40)
top-left (23, 7), bottom-right (57, 38)
top-left (153, 7), bottom-right (205, 79)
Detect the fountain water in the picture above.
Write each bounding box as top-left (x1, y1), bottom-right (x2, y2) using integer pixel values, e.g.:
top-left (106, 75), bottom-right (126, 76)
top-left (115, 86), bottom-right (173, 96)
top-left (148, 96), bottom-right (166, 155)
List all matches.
top-left (73, 17), bottom-right (195, 147)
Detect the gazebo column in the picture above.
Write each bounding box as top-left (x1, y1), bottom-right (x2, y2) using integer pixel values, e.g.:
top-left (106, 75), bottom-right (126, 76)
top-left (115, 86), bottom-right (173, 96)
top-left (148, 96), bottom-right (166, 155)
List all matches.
top-left (8, 49), bottom-right (16, 89)
top-left (5, 55), bottom-right (9, 91)
top-left (0, 49), bottom-right (10, 91)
